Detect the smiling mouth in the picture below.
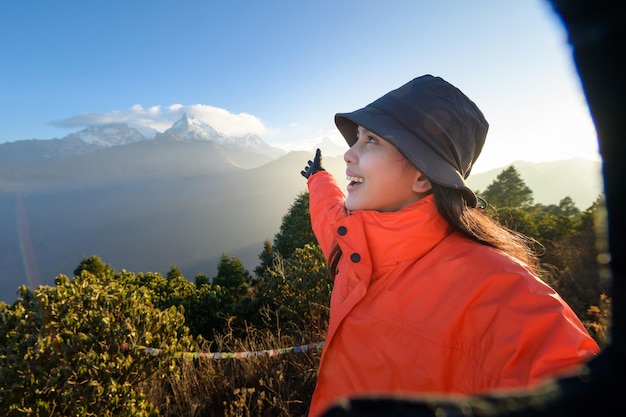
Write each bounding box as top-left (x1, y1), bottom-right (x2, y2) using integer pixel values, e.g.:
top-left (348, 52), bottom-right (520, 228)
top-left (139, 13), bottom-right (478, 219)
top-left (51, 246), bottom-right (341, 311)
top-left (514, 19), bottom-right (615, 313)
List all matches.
top-left (347, 175), bottom-right (364, 185)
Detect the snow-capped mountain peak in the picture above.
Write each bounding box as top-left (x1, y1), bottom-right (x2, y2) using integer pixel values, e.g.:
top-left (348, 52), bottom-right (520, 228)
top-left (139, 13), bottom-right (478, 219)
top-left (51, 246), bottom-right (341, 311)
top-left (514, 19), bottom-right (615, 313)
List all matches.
top-left (64, 123), bottom-right (148, 147)
top-left (154, 113), bottom-right (285, 158)
top-left (159, 113), bottom-right (223, 142)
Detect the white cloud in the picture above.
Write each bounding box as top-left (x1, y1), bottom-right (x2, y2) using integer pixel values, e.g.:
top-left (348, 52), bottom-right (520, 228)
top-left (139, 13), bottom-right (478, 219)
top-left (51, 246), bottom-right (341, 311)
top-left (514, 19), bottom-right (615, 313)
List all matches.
top-left (185, 104), bottom-right (276, 137)
top-left (167, 104), bottom-right (184, 112)
top-left (51, 103), bottom-right (278, 138)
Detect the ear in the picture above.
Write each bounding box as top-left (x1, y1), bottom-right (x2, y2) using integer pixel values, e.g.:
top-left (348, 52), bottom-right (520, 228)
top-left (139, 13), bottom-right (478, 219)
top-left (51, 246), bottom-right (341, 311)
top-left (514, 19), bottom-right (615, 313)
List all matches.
top-left (412, 172), bottom-right (432, 194)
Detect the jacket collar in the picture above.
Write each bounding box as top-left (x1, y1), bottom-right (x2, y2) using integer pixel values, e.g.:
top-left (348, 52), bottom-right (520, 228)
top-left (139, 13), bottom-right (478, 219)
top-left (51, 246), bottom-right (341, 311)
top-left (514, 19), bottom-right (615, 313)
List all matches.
top-left (339, 194), bottom-right (451, 271)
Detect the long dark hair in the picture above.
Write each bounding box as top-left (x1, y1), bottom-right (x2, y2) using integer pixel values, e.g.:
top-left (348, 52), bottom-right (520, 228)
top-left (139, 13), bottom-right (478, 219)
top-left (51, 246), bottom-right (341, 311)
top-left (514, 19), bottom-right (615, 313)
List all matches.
top-left (327, 182), bottom-right (541, 279)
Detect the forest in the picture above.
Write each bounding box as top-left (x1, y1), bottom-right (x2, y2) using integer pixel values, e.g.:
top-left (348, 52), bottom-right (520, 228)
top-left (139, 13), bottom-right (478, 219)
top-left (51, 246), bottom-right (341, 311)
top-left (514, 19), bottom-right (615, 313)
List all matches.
top-left (0, 166), bottom-right (611, 417)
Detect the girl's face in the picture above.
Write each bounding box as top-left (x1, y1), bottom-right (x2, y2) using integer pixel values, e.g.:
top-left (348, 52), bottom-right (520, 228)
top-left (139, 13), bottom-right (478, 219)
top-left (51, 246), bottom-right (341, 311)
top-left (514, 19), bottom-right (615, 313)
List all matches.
top-left (344, 126), bottom-right (432, 212)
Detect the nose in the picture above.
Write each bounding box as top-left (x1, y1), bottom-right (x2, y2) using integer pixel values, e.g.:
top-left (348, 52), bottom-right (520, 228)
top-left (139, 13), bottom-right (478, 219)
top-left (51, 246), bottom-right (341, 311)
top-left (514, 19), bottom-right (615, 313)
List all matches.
top-left (344, 144), bottom-right (356, 164)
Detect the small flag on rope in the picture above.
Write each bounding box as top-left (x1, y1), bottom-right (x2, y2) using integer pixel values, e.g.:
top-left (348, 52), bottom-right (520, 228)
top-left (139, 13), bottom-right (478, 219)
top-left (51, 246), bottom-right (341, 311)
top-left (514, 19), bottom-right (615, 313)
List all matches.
top-left (121, 341), bottom-right (324, 360)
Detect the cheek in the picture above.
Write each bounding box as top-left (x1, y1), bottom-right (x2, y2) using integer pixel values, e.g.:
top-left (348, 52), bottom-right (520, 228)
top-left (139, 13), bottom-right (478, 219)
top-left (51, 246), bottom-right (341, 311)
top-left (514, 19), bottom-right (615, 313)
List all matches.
top-left (383, 167), bottom-right (419, 195)
top-left (379, 163), bottom-right (411, 184)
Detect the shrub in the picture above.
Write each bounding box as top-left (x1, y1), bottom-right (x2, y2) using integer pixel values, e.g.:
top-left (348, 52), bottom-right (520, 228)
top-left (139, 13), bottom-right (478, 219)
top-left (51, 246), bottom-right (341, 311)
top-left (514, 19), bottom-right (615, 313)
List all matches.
top-left (0, 269), bottom-right (194, 416)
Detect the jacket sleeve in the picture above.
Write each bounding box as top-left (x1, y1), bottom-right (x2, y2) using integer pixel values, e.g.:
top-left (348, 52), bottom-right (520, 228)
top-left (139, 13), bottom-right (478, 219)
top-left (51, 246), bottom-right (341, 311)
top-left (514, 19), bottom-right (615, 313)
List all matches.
top-left (307, 171), bottom-right (347, 259)
top-left (466, 262), bottom-right (601, 388)
top-left (500, 286), bottom-right (600, 386)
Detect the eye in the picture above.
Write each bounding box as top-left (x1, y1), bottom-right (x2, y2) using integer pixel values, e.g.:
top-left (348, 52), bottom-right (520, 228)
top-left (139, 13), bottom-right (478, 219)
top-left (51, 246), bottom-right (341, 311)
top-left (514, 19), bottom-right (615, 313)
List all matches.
top-left (356, 128), bottom-right (378, 144)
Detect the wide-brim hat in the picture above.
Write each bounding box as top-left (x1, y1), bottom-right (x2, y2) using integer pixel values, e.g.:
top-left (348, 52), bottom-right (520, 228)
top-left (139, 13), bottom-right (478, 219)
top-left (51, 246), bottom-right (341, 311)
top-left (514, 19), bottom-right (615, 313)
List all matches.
top-left (335, 74), bottom-right (488, 207)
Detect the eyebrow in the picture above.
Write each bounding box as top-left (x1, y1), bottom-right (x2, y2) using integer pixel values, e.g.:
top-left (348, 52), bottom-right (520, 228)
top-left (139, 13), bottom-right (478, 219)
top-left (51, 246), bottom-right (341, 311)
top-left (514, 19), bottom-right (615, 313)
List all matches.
top-left (357, 127), bottom-right (374, 137)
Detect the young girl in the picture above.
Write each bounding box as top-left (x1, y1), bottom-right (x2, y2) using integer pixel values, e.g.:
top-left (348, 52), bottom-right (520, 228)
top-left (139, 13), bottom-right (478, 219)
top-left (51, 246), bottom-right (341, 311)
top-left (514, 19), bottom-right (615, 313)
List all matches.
top-left (301, 75), bottom-right (600, 417)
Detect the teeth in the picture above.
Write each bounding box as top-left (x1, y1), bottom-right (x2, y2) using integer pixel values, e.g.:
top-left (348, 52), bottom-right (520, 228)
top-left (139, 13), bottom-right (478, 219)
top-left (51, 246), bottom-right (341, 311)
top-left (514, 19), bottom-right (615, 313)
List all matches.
top-left (347, 176), bottom-right (364, 183)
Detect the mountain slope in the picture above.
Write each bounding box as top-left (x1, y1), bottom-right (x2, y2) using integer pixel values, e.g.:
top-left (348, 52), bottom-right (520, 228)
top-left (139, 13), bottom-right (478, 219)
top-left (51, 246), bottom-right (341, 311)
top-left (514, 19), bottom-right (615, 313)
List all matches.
top-left (0, 156), bottom-right (310, 304)
top-left (0, 138), bottom-right (278, 193)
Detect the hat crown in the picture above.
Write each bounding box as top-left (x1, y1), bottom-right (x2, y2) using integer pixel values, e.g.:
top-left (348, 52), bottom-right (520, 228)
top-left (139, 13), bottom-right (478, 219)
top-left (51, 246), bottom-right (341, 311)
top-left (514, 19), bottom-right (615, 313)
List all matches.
top-left (369, 75), bottom-right (488, 179)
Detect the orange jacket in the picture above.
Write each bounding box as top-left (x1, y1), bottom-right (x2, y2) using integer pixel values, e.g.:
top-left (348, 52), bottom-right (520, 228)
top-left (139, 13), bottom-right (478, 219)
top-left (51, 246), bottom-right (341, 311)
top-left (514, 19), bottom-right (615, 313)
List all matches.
top-left (307, 171), bottom-right (600, 417)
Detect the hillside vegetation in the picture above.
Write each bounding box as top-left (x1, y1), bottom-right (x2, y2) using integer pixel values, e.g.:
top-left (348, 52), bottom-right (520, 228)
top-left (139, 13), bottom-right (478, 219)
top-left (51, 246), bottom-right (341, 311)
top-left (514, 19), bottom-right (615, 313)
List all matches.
top-left (0, 167), bottom-right (610, 416)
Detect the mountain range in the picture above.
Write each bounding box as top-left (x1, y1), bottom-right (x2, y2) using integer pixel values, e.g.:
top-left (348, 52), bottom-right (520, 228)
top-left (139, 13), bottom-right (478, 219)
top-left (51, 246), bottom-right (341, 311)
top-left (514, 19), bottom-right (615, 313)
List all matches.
top-left (0, 113), bottom-right (285, 166)
top-left (0, 115), bottom-right (604, 303)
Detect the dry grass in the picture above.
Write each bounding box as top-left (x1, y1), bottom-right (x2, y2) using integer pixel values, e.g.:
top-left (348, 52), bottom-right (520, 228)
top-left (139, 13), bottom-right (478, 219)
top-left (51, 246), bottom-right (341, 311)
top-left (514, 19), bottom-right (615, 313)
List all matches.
top-left (143, 310), bottom-right (325, 417)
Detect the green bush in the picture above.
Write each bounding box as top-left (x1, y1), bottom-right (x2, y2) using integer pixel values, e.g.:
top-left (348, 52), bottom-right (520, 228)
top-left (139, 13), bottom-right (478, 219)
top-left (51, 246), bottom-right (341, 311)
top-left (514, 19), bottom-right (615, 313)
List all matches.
top-left (0, 266), bottom-right (194, 416)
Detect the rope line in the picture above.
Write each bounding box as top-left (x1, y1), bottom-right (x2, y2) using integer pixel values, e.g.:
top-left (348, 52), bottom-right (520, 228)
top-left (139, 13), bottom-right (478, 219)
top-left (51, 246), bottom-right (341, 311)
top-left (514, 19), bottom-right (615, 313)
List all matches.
top-left (122, 341), bottom-right (324, 360)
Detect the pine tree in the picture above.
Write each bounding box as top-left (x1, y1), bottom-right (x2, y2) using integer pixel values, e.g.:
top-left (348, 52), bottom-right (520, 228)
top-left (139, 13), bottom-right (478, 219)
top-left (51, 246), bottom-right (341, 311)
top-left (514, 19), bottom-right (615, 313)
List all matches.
top-left (481, 165), bottom-right (534, 209)
top-left (273, 192), bottom-right (316, 259)
top-left (73, 255), bottom-right (115, 277)
top-left (254, 239), bottom-right (276, 278)
top-left (213, 253), bottom-right (252, 304)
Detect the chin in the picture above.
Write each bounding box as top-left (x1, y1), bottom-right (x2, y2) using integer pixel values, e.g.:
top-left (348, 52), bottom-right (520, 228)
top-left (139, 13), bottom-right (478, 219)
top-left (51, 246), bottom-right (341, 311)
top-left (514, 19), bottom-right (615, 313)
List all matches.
top-left (344, 200), bottom-right (358, 211)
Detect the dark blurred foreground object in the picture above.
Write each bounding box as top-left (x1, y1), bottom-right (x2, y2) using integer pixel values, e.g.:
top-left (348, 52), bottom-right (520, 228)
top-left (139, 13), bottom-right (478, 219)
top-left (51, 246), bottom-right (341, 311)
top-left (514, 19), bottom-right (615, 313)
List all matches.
top-left (320, 0), bottom-right (626, 415)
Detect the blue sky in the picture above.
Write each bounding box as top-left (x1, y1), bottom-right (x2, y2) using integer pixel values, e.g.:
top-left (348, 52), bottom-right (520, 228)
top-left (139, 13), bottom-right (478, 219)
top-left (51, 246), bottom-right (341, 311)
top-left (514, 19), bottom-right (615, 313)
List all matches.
top-left (0, 0), bottom-right (600, 173)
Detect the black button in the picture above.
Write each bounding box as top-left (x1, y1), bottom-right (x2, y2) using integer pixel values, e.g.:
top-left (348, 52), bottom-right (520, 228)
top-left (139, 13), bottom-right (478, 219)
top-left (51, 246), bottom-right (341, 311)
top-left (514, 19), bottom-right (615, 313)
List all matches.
top-left (337, 226), bottom-right (347, 236)
top-left (350, 253), bottom-right (361, 263)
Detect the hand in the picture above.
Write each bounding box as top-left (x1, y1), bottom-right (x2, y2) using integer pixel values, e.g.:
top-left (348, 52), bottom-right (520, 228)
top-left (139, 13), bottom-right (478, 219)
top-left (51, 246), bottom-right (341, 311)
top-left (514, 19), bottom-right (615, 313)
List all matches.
top-left (301, 148), bottom-right (325, 179)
